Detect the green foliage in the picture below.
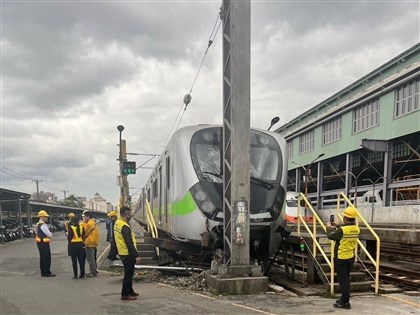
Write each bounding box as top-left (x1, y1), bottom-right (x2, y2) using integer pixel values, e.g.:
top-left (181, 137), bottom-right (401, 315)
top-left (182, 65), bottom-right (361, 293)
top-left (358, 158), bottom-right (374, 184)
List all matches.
top-left (64, 194), bottom-right (85, 208)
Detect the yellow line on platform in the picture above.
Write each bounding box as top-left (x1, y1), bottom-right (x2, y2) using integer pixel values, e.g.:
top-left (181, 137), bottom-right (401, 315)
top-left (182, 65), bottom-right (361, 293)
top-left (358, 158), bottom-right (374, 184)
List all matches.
top-left (98, 244), bottom-right (110, 263)
top-left (158, 283), bottom-right (276, 314)
top-left (383, 295), bottom-right (420, 308)
top-left (230, 303), bottom-right (277, 315)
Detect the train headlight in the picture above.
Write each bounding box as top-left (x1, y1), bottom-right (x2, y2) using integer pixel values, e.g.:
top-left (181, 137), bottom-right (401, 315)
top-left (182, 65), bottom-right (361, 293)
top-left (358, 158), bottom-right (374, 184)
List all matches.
top-left (190, 182), bottom-right (218, 217)
top-left (194, 191), bottom-right (207, 201)
top-left (202, 201), bottom-right (215, 213)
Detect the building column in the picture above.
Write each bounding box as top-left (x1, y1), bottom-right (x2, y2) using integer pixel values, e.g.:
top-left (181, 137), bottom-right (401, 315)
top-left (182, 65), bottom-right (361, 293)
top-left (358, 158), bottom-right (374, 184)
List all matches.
top-left (316, 161), bottom-right (323, 210)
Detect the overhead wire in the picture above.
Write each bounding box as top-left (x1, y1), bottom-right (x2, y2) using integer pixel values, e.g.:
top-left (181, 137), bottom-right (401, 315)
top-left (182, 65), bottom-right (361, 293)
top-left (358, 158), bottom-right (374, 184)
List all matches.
top-left (1, 164), bottom-right (69, 194)
top-left (162, 10), bottom-right (222, 148)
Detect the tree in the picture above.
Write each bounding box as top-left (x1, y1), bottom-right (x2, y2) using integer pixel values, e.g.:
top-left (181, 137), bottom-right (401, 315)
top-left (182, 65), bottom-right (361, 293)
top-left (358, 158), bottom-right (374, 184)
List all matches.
top-left (64, 194), bottom-right (85, 208)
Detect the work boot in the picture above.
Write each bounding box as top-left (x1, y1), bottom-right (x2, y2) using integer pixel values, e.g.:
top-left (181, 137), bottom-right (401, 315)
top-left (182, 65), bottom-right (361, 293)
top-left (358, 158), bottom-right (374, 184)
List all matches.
top-left (121, 295), bottom-right (137, 301)
top-left (334, 301), bottom-right (351, 309)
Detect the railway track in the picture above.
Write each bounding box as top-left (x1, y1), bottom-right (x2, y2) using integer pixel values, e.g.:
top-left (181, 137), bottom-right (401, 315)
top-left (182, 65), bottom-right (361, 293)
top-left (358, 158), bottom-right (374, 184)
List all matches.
top-left (361, 260), bottom-right (420, 291)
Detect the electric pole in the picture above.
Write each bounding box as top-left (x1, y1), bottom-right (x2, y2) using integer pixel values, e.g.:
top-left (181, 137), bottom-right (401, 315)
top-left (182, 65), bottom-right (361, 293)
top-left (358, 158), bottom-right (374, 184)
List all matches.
top-left (32, 179), bottom-right (43, 201)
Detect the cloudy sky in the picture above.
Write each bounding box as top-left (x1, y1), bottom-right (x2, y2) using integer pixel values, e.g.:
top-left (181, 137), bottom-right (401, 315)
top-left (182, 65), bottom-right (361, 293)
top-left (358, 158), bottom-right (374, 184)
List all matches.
top-left (1, 0), bottom-right (419, 206)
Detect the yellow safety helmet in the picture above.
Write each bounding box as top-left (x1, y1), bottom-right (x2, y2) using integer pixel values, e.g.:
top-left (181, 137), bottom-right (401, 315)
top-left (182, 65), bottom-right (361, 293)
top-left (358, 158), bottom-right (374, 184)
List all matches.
top-left (109, 211), bottom-right (117, 217)
top-left (343, 207), bottom-right (357, 219)
top-left (69, 213), bottom-right (75, 218)
top-left (37, 210), bottom-right (49, 217)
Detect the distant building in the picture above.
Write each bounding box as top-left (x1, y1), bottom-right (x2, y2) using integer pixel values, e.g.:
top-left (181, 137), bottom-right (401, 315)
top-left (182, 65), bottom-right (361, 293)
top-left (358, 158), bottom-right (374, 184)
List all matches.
top-left (83, 192), bottom-right (112, 213)
top-left (30, 191), bottom-right (57, 204)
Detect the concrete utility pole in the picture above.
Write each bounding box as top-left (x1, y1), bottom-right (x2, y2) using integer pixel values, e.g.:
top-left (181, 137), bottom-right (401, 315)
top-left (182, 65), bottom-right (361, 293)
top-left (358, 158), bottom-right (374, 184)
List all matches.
top-left (221, 0), bottom-right (251, 268)
top-left (207, 0), bottom-right (267, 295)
top-left (62, 190), bottom-right (69, 204)
top-left (32, 179), bottom-right (43, 201)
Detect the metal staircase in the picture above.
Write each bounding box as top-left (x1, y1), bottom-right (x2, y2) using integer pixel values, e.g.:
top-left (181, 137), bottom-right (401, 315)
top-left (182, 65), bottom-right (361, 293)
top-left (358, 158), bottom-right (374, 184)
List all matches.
top-left (293, 192), bottom-right (381, 294)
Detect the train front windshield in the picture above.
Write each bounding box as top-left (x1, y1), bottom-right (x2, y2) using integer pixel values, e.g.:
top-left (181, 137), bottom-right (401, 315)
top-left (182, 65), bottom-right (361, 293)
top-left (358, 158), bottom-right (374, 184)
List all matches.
top-left (190, 127), bottom-right (285, 221)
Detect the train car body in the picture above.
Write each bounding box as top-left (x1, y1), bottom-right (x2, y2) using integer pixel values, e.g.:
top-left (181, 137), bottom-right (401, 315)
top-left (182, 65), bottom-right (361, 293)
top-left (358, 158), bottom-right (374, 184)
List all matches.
top-left (135, 125), bottom-right (288, 263)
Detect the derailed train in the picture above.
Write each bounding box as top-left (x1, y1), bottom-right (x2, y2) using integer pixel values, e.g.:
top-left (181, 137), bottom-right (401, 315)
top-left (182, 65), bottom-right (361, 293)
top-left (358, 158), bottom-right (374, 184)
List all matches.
top-left (135, 125), bottom-right (288, 265)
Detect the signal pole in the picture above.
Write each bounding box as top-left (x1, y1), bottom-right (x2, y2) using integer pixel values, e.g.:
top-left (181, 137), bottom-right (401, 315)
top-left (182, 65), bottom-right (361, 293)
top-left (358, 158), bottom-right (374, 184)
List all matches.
top-left (117, 125), bottom-right (129, 208)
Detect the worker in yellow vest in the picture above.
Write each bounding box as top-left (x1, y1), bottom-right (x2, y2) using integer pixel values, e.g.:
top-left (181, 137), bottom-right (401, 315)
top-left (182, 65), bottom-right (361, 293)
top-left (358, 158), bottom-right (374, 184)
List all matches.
top-left (327, 207), bottom-right (360, 310)
top-left (67, 214), bottom-right (86, 279)
top-left (114, 206), bottom-right (141, 301)
top-left (64, 213), bottom-right (75, 236)
top-left (35, 210), bottom-right (56, 277)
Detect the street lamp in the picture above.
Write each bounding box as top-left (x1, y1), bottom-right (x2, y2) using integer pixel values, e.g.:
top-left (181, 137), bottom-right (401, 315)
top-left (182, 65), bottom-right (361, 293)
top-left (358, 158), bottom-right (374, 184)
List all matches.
top-left (268, 116), bottom-right (280, 131)
top-left (117, 125), bottom-right (125, 206)
top-left (363, 177), bottom-right (383, 223)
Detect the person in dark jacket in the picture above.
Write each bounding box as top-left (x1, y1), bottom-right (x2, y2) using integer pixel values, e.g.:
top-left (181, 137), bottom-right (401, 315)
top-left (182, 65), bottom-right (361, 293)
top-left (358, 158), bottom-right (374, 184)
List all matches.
top-left (35, 210), bottom-right (55, 277)
top-left (106, 211), bottom-right (118, 261)
top-left (67, 215), bottom-right (86, 279)
top-left (327, 207), bottom-right (360, 310)
top-left (114, 206), bottom-right (141, 301)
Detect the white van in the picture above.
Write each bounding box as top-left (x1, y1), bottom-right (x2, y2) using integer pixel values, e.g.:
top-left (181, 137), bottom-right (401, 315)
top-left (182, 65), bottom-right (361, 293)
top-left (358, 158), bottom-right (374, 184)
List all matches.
top-left (285, 191), bottom-right (314, 223)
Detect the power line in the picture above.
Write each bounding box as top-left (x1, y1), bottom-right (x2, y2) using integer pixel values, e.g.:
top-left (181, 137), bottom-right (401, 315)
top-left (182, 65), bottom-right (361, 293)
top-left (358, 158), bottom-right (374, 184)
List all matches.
top-left (162, 9), bottom-right (222, 148)
top-left (0, 165), bottom-right (34, 181)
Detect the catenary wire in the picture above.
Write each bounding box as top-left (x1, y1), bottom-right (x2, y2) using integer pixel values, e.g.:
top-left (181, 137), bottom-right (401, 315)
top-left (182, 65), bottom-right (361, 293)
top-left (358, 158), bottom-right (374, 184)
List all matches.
top-left (162, 10), bottom-right (222, 149)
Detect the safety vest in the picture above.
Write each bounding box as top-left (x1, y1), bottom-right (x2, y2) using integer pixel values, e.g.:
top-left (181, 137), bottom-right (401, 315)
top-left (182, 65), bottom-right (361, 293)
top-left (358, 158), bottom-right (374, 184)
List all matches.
top-left (114, 218), bottom-right (137, 256)
top-left (70, 225), bottom-right (83, 243)
top-left (35, 222), bottom-right (50, 243)
top-left (336, 224), bottom-right (360, 259)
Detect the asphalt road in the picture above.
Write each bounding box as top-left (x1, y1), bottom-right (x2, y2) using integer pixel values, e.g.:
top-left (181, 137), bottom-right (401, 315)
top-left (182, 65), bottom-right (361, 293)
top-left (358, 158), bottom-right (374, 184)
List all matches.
top-left (0, 222), bottom-right (419, 315)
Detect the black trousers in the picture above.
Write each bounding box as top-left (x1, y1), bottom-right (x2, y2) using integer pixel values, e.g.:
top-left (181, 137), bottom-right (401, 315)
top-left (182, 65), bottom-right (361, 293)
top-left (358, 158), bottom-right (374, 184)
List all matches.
top-left (37, 242), bottom-right (52, 276)
top-left (70, 245), bottom-right (86, 277)
top-left (121, 256), bottom-right (136, 297)
top-left (335, 257), bottom-right (355, 304)
top-left (107, 239), bottom-right (118, 260)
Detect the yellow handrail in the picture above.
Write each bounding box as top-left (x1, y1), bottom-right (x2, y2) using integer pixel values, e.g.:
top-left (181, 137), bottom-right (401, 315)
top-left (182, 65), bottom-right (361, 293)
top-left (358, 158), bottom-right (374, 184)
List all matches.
top-left (145, 199), bottom-right (159, 256)
top-left (297, 193), bottom-right (335, 294)
top-left (337, 193), bottom-right (381, 294)
top-left (145, 199), bottom-right (158, 239)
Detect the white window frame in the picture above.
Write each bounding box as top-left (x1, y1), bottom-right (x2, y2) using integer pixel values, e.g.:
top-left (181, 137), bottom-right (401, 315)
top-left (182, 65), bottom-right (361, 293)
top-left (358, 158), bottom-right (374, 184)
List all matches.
top-left (353, 99), bottom-right (379, 133)
top-left (323, 116), bottom-right (342, 145)
top-left (287, 141), bottom-right (293, 159)
top-left (394, 79), bottom-right (420, 117)
top-left (299, 130), bottom-right (314, 154)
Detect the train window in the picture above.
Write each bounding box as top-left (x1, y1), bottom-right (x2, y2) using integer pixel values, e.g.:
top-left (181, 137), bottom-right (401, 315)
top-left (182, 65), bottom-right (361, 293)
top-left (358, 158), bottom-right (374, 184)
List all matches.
top-left (152, 180), bottom-right (158, 198)
top-left (166, 157), bottom-right (170, 189)
top-left (191, 127), bottom-right (282, 183)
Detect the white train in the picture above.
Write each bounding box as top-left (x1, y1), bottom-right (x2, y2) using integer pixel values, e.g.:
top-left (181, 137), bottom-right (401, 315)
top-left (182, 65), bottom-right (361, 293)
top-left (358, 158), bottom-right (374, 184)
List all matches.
top-left (135, 125), bottom-right (288, 264)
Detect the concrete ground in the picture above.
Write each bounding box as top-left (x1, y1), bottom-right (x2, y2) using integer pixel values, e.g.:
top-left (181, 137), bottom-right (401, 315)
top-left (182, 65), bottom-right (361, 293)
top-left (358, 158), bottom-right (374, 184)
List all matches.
top-left (0, 222), bottom-right (419, 315)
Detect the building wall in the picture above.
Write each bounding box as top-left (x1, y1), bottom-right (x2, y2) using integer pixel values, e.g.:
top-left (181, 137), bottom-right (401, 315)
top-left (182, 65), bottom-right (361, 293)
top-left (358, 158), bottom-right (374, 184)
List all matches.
top-left (283, 44), bottom-right (420, 167)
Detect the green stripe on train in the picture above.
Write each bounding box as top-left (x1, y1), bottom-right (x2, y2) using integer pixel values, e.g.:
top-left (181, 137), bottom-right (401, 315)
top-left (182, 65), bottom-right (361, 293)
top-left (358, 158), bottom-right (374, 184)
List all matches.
top-left (151, 191), bottom-right (197, 217)
top-left (172, 191), bottom-right (197, 216)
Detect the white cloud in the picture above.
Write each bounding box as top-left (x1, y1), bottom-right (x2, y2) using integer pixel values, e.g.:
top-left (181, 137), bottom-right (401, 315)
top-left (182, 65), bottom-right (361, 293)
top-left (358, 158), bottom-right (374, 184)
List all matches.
top-left (1, 1), bottom-right (419, 204)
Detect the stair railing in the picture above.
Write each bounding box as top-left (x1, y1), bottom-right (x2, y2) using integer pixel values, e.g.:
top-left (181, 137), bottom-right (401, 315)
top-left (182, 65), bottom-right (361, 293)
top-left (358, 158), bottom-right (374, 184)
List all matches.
top-left (145, 199), bottom-right (159, 256)
top-left (145, 199), bottom-right (158, 239)
top-left (336, 192), bottom-right (381, 294)
top-left (297, 193), bottom-right (335, 294)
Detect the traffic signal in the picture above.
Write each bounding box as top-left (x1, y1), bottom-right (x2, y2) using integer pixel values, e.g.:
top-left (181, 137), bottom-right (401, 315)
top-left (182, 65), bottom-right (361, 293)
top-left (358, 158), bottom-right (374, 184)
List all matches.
top-left (123, 161), bottom-right (136, 175)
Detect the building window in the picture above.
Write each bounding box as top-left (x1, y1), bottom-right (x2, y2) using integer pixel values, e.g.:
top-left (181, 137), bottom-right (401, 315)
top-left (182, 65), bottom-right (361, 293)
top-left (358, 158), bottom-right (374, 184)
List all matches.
top-left (393, 142), bottom-right (410, 158)
top-left (367, 152), bottom-right (383, 163)
top-left (287, 141), bottom-right (293, 159)
top-left (352, 155), bottom-right (361, 168)
top-left (299, 130), bottom-right (314, 154)
top-left (323, 116), bottom-right (342, 145)
top-left (353, 99), bottom-right (379, 133)
top-left (395, 79), bottom-right (420, 117)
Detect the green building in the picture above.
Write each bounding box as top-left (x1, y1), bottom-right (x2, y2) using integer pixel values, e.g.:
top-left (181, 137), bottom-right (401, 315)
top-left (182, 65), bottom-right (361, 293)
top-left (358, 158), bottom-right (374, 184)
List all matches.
top-left (276, 43), bottom-right (420, 223)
